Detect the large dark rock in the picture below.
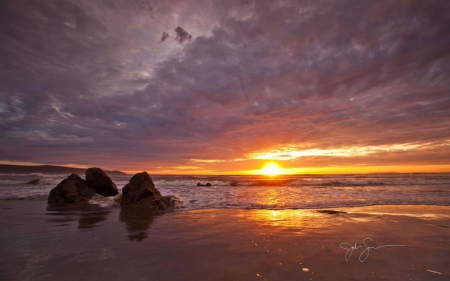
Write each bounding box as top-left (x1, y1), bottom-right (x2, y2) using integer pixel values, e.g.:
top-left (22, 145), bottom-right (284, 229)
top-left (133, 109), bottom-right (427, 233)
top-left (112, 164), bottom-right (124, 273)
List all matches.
top-left (47, 174), bottom-right (96, 204)
top-left (121, 172), bottom-right (169, 209)
top-left (85, 167), bottom-right (118, 197)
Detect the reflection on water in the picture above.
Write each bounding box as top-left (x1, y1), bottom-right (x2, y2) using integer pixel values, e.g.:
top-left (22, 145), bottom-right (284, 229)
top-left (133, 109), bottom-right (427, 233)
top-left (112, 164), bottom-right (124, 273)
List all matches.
top-left (258, 188), bottom-right (285, 208)
top-left (249, 187), bottom-right (313, 209)
top-left (46, 203), bottom-right (111, 229)
top-left (239, 209), bottom-right (350, 232)
top-left (3, 201), bottom-right (449, 281)
top-left (46, 203), bottom-right (168, 242)
top-left (343, 205), bottom-right (450, 219)
top-left (119, 207), bottom-right (163, 242)
top-left (78, 209), bottom-right (111, 229)
top-left (44, 201), bottom-right (378, 243)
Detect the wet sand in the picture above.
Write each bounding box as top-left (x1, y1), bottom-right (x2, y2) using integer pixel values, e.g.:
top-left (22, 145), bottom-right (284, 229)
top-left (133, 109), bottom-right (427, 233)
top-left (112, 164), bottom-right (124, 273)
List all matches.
top-left (0, 201), bottom-right (449, 281)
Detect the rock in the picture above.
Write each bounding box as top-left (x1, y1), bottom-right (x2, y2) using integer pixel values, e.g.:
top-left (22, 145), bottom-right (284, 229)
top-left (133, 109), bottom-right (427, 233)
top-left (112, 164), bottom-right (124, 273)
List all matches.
top-left (317, 210), bottom-right (347, 215)
top-left (121, 172), bottom-right (169, 209)
top-left (27, 179), bottom-right (40, 185)
top-left (197, 182), bottom-right (212, 186)
top-left (47, 174), bottom-right (96, 204)
top-left (85, 167), bottom-right (119, 197)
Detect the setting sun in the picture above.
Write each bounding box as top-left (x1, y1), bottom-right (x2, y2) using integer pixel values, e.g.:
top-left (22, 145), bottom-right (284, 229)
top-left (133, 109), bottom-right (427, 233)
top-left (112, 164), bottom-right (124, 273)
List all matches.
top-left (259, 162), bottom-right (283, 176)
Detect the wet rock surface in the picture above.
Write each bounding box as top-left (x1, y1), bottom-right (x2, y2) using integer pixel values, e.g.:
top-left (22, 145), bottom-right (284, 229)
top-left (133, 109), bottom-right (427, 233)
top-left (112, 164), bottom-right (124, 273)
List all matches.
top-left (85, 167), bottom-right (119, 197)
top-left (47, 174), bottom-right (96, 204)
top-left (121, 172), bottom-right (169, 210)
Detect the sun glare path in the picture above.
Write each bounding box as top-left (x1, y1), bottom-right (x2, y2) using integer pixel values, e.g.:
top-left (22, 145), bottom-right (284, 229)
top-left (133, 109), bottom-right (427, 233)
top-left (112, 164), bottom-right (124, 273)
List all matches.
top-left (260, 162), bottom-right (283, 176)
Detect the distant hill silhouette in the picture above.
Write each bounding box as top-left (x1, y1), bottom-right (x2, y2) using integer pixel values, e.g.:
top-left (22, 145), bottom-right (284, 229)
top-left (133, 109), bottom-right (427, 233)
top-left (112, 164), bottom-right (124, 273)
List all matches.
top-left (0, 164), bottom-right (127, 175)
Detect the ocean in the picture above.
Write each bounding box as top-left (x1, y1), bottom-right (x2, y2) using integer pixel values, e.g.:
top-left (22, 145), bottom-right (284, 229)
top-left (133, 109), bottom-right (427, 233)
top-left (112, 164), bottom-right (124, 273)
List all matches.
top-left (1, 173), bottom-right (449, 209)
top-left (1, 173), bottom-right (449, 281)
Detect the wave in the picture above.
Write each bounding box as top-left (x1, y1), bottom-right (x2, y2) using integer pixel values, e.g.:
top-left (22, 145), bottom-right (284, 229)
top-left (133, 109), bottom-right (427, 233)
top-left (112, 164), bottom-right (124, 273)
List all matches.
top-left (1, 174), bottom-right (449, 210)
top-left (1, 194), bottom-right (49, 200)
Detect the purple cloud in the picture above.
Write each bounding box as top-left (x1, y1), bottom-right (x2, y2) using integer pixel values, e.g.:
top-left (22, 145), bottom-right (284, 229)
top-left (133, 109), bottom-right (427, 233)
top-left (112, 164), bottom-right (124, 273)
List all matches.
top-left (0, 0), bottom-right (449, 172)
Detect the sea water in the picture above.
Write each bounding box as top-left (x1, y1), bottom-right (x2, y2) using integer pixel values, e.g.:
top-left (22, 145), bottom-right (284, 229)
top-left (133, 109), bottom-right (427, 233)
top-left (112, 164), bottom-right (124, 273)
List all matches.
top-left (0, 173), bottom-right (449, 209)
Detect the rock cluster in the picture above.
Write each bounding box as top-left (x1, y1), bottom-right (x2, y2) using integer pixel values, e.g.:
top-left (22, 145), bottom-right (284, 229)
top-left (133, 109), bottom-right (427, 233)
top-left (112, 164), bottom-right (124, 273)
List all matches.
top-left (47, 168), bottom-right (173, 211)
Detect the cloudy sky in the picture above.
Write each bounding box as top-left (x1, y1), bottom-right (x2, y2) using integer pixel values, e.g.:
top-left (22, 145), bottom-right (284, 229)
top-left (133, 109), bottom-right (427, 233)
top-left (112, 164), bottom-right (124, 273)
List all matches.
top-left (0, 0), bottom-right (449, 174)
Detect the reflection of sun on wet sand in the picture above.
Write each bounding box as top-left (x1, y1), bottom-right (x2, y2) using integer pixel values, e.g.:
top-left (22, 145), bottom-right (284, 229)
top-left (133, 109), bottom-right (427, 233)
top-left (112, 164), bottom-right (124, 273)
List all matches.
top-left (239, 209), bottom-right (331, 230)
top-left (1, 201), bottom-right (449, 280)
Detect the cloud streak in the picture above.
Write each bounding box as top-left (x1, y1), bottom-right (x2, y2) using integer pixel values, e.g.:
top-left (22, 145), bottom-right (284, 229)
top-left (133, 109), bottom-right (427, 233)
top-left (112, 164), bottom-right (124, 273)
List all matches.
top-left (247, 142), bottom-right (450, 160)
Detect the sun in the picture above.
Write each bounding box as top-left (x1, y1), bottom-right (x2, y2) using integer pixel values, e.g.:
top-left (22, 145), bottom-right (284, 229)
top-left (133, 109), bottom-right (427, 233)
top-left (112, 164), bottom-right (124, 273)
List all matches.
top-left (260, 162), bottom-right (283, 176)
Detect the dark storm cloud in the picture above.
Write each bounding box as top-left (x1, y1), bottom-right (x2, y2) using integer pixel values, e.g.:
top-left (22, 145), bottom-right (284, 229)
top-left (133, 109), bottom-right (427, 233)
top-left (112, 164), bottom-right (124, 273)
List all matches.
top-left (0, 0), bottom-right (449, 171)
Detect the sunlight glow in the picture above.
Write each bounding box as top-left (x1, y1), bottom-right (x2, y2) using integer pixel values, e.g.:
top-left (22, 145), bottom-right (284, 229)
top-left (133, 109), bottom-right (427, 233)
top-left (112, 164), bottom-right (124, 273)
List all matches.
top-left (259, 162), bottom-right (283, 176)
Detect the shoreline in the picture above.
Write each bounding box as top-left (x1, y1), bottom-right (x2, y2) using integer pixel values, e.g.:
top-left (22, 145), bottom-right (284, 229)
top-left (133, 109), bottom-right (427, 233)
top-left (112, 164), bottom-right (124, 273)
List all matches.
top-left (2, 199), bottom-right (450, 216)
top-left (4, 199), bottom-right (450, 206)
top-left (1, 201), bottom-right (449, 280)
top-left (3, 198), bottom-right (450, 210)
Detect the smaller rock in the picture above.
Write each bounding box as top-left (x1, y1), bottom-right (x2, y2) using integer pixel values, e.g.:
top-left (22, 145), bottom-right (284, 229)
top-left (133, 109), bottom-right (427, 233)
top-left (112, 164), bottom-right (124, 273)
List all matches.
top-left (48, 174), bottom-right (96, 204)
top-left (27, 179), bottom-right (40, 185)
top-left (317, 210), bottom-right (347, 215)
top-left (85, 167), bottom-right (118, 197)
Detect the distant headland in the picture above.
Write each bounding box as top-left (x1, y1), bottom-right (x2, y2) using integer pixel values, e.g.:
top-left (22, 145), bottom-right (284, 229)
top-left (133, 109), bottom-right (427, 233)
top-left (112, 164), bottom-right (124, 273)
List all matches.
top-left (0, 164), bottom-right (127, 175)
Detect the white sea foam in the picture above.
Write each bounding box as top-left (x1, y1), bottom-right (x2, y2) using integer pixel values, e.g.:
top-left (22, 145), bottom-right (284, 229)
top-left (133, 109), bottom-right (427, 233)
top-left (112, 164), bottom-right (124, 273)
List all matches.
top-left (88, 194), bottom-right (122, 207)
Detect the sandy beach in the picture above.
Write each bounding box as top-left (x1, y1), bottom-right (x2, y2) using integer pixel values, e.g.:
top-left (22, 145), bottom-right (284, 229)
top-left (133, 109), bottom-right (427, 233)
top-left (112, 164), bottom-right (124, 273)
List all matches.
top-left (0, 201), bottom-right (448, 281)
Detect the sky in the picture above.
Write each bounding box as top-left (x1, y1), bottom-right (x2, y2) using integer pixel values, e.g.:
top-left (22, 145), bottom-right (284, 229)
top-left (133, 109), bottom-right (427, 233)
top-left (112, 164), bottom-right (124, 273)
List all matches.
top-left (0, 0), bottom-right (449, 174)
